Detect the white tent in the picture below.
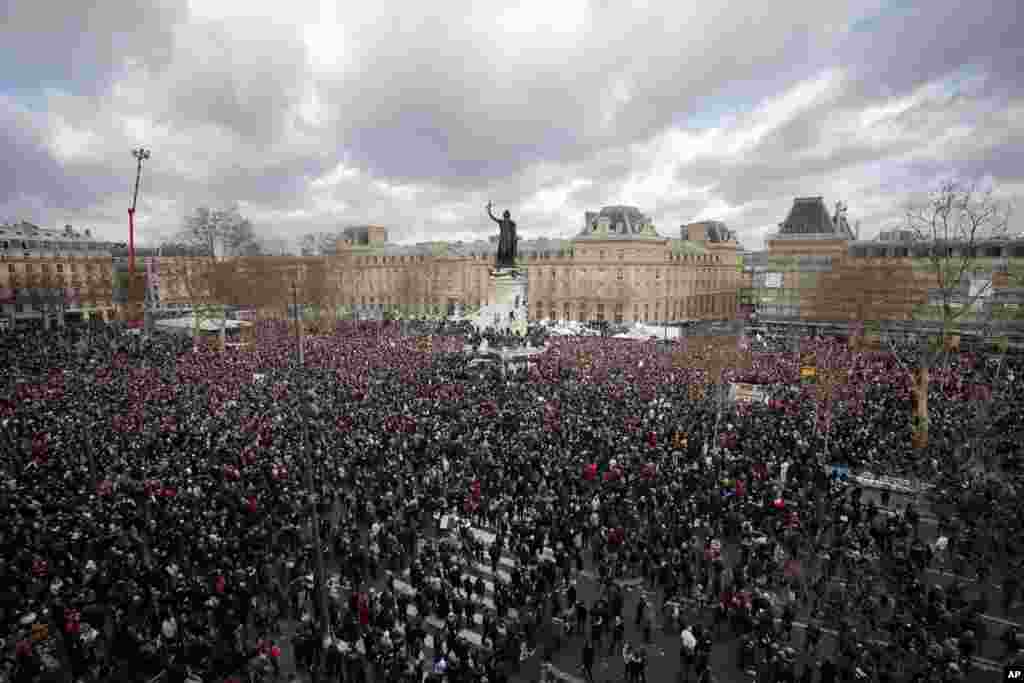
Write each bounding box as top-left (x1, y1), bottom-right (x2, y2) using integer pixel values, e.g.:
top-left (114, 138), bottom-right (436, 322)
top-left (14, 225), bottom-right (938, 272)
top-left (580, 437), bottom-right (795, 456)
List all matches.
top-left (154, 316), bottom-right (253, 334)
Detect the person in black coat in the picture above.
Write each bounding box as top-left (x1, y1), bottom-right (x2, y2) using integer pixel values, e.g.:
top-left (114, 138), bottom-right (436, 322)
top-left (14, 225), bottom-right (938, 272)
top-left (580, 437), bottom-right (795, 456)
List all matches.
top-left (581, 639), bottom-right (595, 682)
top-left (819, 657), bottom-right (837, 683)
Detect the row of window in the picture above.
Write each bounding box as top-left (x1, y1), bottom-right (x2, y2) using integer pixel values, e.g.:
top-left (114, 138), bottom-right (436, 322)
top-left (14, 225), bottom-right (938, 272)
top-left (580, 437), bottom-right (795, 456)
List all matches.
top-left (532, 295), bottom-right (733, 321)
top-left (1, 240), bottom-right (104, 251)
top-left (6, 262), bottom-right (108, 274)
top-left (349, 250), bottom-right (728, 265)
top-left (850, 245), bottom-right (1024, 258)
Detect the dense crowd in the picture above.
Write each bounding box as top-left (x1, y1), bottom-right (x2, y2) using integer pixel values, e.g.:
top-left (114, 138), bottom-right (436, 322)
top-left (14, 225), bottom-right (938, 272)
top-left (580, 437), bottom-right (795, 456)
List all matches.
top-left (1, 320), bottom-right (1022, 683)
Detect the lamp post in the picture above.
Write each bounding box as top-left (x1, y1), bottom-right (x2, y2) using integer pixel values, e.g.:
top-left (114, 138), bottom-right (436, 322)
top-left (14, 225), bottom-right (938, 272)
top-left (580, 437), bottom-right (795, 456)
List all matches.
top-left (291, 284), bottom-right (328, 683)
top-left (128, 148), bottom-right (150, 277)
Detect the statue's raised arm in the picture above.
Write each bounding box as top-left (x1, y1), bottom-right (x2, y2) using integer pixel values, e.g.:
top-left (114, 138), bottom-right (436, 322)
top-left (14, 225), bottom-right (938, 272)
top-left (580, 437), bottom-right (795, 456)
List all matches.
top-left (486, 201), bottom-right (501, 224)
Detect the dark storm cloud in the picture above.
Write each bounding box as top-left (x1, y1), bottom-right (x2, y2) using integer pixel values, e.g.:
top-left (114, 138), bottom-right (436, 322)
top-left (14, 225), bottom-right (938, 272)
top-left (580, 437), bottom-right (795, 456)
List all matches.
top-left (0, 102), bottom-right (65, 205)
top-left (204, 155), bottom-right (337, 205)
top-left (840, 0), bottom-right (1024, 101)
top-left (320, 2), bottom-right (856, 189)
top-left (0, 101), bottom-right (123, 211)
top-left (0, 0), bottom-right (186, 96)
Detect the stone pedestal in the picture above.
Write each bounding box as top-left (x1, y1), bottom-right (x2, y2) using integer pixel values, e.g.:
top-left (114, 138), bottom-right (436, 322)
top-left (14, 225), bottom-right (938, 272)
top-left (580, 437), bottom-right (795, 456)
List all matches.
top-left (474, 268), bottom-right (528, 334)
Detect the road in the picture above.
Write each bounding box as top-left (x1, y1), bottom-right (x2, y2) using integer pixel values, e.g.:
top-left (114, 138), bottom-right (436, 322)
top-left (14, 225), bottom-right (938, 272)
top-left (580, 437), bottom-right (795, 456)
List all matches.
top-left (252, 476), bottom-right (1020, 683)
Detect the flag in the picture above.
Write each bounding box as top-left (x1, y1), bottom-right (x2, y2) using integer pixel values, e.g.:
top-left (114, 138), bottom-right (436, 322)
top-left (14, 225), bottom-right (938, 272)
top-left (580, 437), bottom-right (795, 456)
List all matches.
top-left (583, 463), bottom-right (597, 481)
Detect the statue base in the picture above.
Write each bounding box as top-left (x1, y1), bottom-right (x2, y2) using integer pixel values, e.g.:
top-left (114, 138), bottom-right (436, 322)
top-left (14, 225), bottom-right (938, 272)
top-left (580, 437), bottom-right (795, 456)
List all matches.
top-left (471, 267), bottom-right (528, 334)
top-left (490, 266), bottom-right (522, 279)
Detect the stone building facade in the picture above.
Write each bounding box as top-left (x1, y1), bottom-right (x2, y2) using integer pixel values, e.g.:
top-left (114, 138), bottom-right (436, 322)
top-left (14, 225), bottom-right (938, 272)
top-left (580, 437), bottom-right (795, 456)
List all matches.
top-left (2, 207), bottom-right (745, 328)
top-left (745, 197), bottom-right (1024, 329)
top-left (0, 221), bottom-right (118, 328)
top-left (333, 208), bottom-right (743, 324)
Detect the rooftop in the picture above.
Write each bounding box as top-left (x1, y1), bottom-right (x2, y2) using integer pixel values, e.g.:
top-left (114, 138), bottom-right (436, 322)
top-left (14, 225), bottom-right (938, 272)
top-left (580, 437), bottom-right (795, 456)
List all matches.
top-left (777, 196), bottom-right (855, 239)
top-left (579, 206), bottom-right (662, 239)
top-left (0, 221), bottom-right (101, 244)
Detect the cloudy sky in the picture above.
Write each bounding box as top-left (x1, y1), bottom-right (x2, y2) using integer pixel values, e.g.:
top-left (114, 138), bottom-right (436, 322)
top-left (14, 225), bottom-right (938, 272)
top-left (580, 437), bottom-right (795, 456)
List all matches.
top-left (1, 0), bottom-right (1021, 250)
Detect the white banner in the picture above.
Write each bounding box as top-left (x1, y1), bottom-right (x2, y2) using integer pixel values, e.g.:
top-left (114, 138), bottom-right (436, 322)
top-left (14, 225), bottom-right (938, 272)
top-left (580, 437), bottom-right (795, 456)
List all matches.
top-left (730, 382), bottom-right (769, 404)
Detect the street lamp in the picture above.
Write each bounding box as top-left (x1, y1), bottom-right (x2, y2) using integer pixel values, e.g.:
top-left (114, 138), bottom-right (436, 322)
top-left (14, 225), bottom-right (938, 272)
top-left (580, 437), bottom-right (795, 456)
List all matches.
top-left (128, 148), bottom-right (151, 277)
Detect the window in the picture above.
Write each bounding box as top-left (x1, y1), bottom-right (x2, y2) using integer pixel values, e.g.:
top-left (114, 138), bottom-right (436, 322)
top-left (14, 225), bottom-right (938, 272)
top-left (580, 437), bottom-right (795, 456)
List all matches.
top-left (6, 264), bottom-right (13, 273)
top-left (618, 250), bottom-right (624, 260)
top-left (56, 264), bottom-right (63, 273)
top-left (614, 303), bottom-right (623, 324)
top-left (25, 264), bottom-right (33, 273)
top-left (655, 269), bottom-right (661, 280)
top-left (599, 250), bottom-right (605, 260)
top-left (617, 269), bottom-right (624, 281)
top-left (644, 304), bottom-right (649, 322)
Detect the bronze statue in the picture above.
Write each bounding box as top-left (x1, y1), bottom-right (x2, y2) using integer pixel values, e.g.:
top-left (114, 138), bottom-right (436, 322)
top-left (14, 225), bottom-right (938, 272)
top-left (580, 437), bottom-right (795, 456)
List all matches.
top-left (487, 201), bottom-right (518, 270)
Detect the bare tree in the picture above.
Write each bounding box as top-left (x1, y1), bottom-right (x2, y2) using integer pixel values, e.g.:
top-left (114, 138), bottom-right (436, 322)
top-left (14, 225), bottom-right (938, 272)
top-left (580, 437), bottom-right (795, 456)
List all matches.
top-left (167, 206), bottom-right (262, 346)
top-left (178, 205), bottom-right (261, 257)
top-left (158, 256), bottom-right (218, 348)
top-left (808, 181), bottom-right (1014, 448)
top-left (674, 334), bottom-right (754, 466)
top-left (297, 258), bottom-right (336, 333)
top-left (299, 231), bottom-right (341, 256)
top-left (80, 261), bottom-right (114, 322)
top-left (223, 256), bottom-right (291, 321)
top-left (260, 236), bottom-right (296, 256)
top-left (893, 179), bottom-right (1014, 448)
top-left (808, 258), bottom-right (923, 350)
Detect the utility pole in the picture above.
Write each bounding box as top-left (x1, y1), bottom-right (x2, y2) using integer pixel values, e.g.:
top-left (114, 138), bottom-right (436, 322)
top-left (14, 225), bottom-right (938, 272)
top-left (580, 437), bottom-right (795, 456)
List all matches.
top-left (292, 282), bottom-right (305, 366)
top-left (294, 282), bottom-right (327, 683)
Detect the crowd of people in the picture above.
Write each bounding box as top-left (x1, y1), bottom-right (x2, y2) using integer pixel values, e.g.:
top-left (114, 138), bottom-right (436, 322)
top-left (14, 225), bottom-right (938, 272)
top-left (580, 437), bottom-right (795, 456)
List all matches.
top-left (1, 319), bottom-right (1022, 683)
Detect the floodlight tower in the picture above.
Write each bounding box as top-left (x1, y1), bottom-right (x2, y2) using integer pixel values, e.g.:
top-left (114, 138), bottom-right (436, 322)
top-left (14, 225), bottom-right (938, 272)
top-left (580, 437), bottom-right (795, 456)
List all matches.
top-left (128, 148), bottom-right (150, 276)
